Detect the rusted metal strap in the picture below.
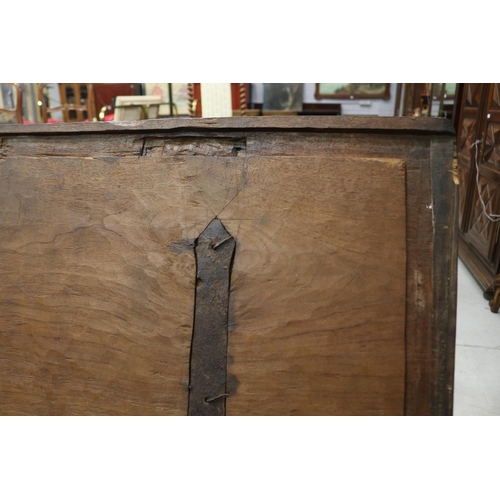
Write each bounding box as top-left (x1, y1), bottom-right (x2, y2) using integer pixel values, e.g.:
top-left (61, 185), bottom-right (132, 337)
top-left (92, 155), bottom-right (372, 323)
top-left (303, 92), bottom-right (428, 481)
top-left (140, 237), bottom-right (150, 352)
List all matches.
top-left (188, 219), bottom-right (235, 416)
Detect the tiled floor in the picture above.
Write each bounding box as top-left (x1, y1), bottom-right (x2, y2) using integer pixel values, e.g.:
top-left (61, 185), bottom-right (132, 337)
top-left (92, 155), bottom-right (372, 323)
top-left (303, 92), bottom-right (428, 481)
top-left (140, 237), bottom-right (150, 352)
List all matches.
top-left (453, 258), bottom-right (500, 415)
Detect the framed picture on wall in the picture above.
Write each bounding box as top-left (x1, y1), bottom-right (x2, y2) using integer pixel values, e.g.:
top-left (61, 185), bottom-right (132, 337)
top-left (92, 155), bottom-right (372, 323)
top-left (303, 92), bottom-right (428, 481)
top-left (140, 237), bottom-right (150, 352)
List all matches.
top-left (315, 83), bottom-right (391, 100)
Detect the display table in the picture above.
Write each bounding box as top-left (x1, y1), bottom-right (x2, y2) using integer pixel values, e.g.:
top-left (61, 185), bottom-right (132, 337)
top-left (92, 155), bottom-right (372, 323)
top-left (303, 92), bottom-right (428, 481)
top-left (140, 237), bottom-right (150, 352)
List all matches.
top-left (0, 117), bottom-right (457, 415)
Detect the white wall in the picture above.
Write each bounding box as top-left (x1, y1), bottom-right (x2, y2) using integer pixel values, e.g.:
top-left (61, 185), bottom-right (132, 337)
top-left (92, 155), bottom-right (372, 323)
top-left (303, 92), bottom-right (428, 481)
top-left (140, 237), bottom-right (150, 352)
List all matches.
top-left (251, 83), bottom-right (398, 116)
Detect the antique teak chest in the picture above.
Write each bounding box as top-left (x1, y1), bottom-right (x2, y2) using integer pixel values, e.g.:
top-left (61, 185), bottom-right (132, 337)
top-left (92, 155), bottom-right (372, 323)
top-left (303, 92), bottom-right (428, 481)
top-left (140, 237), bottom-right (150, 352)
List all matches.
top-left (0, 117), bottom-right (457, 415)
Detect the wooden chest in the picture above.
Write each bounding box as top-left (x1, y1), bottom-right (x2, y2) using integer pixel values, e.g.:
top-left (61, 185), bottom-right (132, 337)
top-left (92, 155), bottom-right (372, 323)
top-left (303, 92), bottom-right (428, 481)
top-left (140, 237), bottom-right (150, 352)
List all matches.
top-left (0, 117), bottom-right (457, 415)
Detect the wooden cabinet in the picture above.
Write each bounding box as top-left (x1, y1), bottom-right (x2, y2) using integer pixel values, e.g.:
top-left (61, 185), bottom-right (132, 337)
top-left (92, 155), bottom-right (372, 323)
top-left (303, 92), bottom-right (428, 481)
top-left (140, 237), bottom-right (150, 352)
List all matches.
top-left (0, 117), bottom-right (456, 415)
top-left (456, 84), bottom-right (500, 308)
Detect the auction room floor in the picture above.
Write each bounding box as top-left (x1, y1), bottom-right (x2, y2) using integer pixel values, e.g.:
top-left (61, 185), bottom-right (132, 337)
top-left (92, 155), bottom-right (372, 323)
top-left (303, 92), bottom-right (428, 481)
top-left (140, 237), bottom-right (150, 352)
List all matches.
top-left (454, 258), bottom-right (500, 415)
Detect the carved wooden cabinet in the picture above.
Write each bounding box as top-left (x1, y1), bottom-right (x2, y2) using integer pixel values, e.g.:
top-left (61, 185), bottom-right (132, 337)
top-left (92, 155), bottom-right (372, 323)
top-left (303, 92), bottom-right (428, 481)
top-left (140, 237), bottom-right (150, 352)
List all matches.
top-left (0, 117), bottom-right (456, 415)
top-left (456, 84), bottom-right (500, 310)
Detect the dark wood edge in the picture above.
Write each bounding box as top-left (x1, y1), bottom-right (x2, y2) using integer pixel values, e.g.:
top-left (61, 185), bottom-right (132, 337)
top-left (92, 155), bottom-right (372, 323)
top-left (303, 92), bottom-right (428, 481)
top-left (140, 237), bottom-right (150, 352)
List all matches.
top-left (298, 103), bottom-right (342, 115)
top-left (452, 84), bottom-right (464, 133)
top-left (429, 137), bottom-right (457, 415)
top-left (394, 83), bottom-right (403, 116)
top-left (403, 136), bottom-right (436, 415)
top-left (0, 116), bottom-right (455, 136)
top-left (315, 83), bottom-right (391, 101)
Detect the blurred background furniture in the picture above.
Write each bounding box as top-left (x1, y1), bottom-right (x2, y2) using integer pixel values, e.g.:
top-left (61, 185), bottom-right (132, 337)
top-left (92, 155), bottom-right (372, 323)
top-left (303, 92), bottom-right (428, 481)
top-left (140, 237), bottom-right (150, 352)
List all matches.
top-left (93, 83), bottom-right (139, 121)
top-left (0, 83), bottom-right (23, 124)
top-left (38, 83), bottom-right (96, 123)
top-left (113, 95), bottom-right (162, 121)
top-left (394, 83), bottom-right (457, 119)
top-left (455, 83), bottom-right (500, 311)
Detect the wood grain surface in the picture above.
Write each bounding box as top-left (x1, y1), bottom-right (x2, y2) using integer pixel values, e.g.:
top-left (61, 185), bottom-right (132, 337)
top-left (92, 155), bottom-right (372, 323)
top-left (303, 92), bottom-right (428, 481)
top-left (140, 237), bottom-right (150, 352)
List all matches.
top-left (0, 116), bottom-right (455, 136)
top-left (0, 157), bottom-right (188, 414)
top-left (0, 154), bottom-right (242, 415)
top-left (0, 118), bottom-right (456, 415)
top-left (218, 157), bottom-right (407, 415)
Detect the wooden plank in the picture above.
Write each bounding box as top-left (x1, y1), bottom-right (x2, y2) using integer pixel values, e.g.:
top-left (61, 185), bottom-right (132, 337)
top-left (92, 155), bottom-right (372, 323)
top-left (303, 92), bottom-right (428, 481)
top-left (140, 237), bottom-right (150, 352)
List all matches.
top-left (0, 116), bottom-right (455, 136)
top-left (0, 153), bottom-right (250, 415)
top-left (243, 131), bottom-right (438, 414)
top-left (218, 156), bottom-right (407, 415)
top-left (246, 132), bottom-right (431, 161)
top-left (243, 131), bottom-right (452, 415)
top-left (401, 144), bottom-right (434, 416)
top-left (247, 131), bottom-right (453, 416)
top-left (0, 154), bottom-right (248, 414)
top-left (2, 134), bottom-right (144, 158)
top-left (0, 121), bottom-right (456, 416)
top-left (430, 137), bottom-right (458, 415)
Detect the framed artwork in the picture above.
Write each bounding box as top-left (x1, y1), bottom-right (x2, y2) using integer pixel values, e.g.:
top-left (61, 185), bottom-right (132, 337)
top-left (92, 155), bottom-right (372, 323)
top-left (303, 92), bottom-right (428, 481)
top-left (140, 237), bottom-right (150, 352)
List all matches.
top-left (144, 83), bottom-right (190, 116)
top-left (262, 83), bottom-right (303, 111)
top-left (315, 83), bottom-right (391, 100)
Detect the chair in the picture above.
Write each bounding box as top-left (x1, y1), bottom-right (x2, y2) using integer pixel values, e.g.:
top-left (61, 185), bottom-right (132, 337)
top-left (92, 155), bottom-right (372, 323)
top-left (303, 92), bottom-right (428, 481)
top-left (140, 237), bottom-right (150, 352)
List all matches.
top-left (0, 83), bottom-right (23, 123)
top-left (38, 83), bottom-right (97, 123)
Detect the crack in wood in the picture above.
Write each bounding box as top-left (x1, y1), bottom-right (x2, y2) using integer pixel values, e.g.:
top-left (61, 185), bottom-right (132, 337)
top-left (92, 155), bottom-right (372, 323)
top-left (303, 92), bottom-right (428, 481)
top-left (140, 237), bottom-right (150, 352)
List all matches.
top-left (188, 218), bottom-right (235, 416)
top-left (140, 137), bottom-right (247, 157)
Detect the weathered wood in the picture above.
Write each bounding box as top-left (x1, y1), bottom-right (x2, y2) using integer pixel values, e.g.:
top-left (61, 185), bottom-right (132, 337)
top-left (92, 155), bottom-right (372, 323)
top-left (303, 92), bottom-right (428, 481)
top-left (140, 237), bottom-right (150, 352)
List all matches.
top-left (0, 116), bottom-right (455, 135)
top-left (0, 156), bottom-right (210, 415)
top-left (430, 137), bottom-right (458, 415)
top-left (219, 156), bottom-right (407, 415)
top-left (0, 117), bottom-right (456, 415)
top-left (2, 134), bottom-right (144, 158)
